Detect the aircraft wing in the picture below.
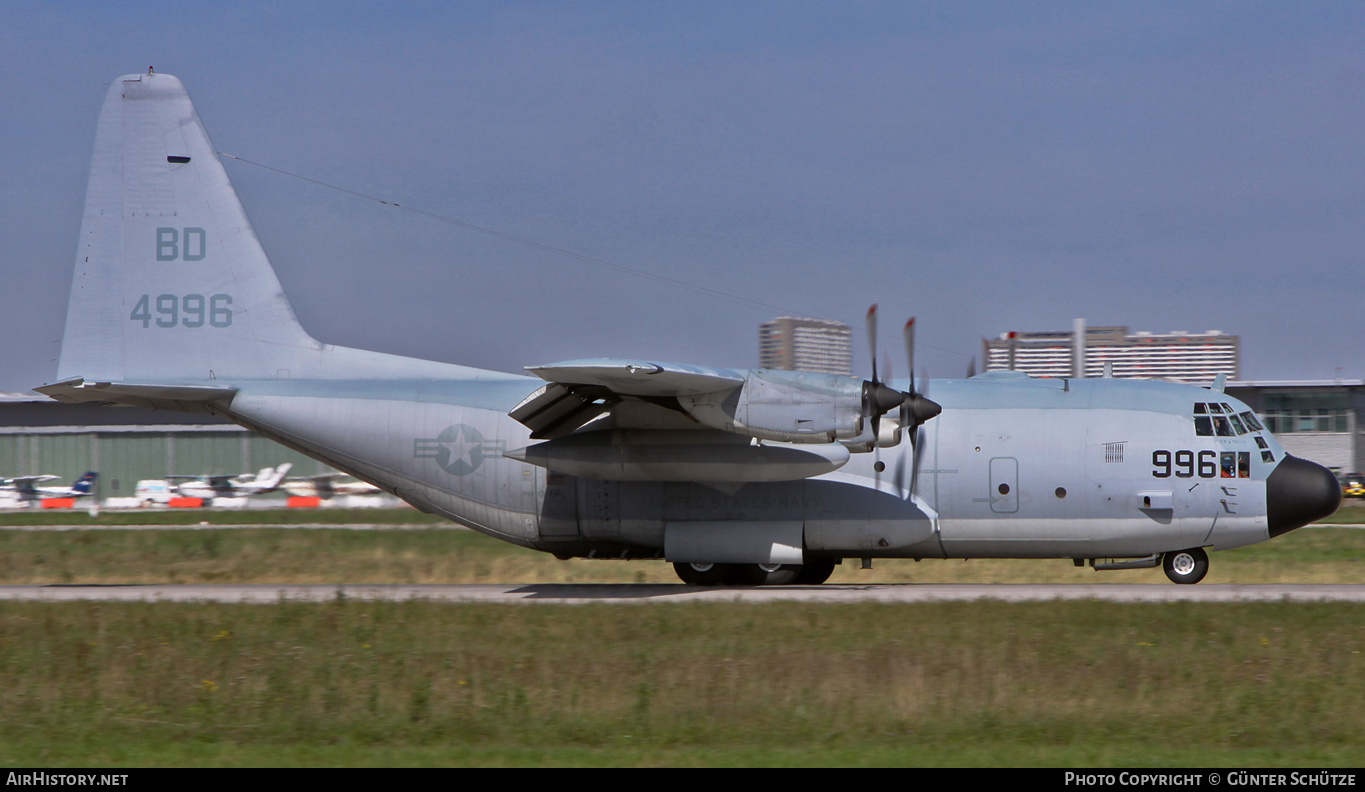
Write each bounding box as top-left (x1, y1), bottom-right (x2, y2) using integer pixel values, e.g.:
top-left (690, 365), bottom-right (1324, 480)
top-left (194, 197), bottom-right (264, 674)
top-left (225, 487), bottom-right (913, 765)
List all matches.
top-left (525, 359), bottom-right (745, 396)
top-left (0, 476), bottom-right (60, 493)
top-left (513, 359), bottom-right (745, 439)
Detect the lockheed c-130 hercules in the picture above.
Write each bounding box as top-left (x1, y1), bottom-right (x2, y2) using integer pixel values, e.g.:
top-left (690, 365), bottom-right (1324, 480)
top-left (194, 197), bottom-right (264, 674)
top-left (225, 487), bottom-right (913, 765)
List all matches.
top-left (38, 72), bottom-right (1341, 584)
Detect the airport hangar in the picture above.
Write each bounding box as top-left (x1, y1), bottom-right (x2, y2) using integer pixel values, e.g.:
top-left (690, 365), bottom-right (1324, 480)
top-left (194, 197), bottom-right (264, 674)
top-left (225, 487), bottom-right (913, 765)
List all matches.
top-left (0, 392), bottom-right (338, 503)
top-left (1, 378), bottom-right (1361, 505)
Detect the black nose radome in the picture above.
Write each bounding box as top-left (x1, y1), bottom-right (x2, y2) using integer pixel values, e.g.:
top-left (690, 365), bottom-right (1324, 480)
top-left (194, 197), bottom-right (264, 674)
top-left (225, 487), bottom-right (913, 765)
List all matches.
top-left (1267, 454), bottom-right (1342, 538)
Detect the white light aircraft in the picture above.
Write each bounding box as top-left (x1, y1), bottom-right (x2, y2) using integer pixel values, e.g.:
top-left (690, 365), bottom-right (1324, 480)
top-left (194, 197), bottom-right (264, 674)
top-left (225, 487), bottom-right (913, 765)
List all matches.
top-left (283, 474), bottom-right (383, 499)
top-left (37, 72), bottom-right (1341, 584)
top-left (0, 472), bottom-right (98, 505)
top-left (168, 464), bottom-right (293, 501)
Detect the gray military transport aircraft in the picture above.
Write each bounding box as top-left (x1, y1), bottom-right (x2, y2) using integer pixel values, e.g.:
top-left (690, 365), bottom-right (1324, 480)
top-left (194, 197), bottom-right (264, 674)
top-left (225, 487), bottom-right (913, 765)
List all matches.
top-left (37, 72), bottom-right (1341, 585)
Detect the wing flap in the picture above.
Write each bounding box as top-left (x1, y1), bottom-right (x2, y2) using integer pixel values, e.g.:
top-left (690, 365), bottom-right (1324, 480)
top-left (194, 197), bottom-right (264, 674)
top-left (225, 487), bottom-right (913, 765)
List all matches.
top-left (509, 383), bottom-right (619, 439)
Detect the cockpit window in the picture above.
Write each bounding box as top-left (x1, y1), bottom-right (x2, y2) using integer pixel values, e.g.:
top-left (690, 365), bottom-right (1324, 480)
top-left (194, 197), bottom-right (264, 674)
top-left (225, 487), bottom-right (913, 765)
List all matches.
top-left (1194, 403), bottom-right (1270, 439)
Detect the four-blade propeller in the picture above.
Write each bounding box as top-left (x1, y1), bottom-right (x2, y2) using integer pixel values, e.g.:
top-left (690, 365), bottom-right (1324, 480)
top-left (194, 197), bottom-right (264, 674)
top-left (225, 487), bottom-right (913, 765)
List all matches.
top-left (863, 305), bottom-right (942, 499)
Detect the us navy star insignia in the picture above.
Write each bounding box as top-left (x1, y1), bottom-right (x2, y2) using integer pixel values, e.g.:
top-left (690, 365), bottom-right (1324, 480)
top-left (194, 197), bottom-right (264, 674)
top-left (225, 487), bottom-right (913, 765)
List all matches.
top-left (414, 424), bottom-right (503, 476)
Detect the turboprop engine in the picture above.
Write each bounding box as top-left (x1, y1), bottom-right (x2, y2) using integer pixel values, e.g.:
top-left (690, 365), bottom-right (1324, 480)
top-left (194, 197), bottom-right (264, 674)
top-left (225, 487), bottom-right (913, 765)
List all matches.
top-left (511, 308), bottom-right (941, 476)
top-left (677, 367), bottom-right (939, 452)
top-left (677, 369), bottom-right (868, 443)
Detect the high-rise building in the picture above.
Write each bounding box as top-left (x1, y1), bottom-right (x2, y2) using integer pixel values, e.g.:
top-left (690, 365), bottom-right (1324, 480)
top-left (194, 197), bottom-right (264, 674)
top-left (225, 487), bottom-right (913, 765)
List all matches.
top-left (984, 320), bottom-right (1239, 383)
top-left (759, 317), bottom-right (854, 375)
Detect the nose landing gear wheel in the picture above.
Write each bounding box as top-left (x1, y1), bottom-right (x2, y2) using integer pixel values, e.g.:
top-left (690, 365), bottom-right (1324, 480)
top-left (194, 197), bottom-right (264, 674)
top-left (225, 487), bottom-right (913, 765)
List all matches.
top-left (1162, 547), bottom-right (1209, 584)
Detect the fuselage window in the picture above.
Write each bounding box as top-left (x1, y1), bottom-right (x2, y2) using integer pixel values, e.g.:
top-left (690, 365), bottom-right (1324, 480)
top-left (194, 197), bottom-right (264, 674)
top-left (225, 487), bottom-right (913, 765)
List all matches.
top-left (1214, 416), bottom-right (1235, 437)
top-left (1254, 436), bottom-right (1268, 449)
top-left (1195, 416), bottom-right (1214, 436)
top-left (1208, 403), bottom-right (1224, 414)
top-left (1228, 414), bottom-right (1247, 435)
top-left (1240, 411), bottom-right (1264, 432)
top-left (1221, 451), bottom-right (1252, 478)
top-left (1194, 403), bottom-right (1208, 414)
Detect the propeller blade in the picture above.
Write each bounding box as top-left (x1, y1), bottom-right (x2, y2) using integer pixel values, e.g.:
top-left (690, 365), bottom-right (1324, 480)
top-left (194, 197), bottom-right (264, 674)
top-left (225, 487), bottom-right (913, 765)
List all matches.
top-left (866, 304), bottom-right (879, 384)
top-left (909, 425), bottom-right (925, 498)
top-left (904, 318), bottom-right (916, 396)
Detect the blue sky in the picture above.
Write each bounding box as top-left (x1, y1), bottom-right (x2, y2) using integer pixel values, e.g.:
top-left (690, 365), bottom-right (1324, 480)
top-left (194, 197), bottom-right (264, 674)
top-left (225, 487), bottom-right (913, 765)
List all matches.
top-left (3, 1), bottom-right (1363, 391)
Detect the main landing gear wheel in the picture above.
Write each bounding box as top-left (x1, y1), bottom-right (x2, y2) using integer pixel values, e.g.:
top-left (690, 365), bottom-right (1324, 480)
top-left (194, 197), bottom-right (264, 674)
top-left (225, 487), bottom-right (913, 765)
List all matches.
top-left (1162, 547), bottom-right (1209, 585)
top-left (673, 562), bottom-right (732, 586)
top-left (732, 563), bottom-right (801, 586)
top-left (793, 559), bottom-right (837, 585)
top-left (673, 561), bottom-right (834, 586)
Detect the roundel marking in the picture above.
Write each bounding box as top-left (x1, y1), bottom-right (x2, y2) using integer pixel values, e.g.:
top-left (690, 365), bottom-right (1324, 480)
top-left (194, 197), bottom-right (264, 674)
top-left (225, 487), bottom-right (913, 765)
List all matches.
top-left (414, 424), bottom-right (489, 476)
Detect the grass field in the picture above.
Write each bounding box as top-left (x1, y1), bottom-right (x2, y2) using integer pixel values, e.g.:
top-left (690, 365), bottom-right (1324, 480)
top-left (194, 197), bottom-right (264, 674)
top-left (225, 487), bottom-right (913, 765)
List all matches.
top-left (0, 599), bottom-right (1362, 766)
top-left (2, 507), bottom-right (1363, 766)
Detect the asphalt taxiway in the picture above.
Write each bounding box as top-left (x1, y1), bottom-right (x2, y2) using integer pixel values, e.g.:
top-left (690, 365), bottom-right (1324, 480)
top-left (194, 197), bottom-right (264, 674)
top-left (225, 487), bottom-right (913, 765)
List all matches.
top-left (3, 583), bottom-right (1364, 603)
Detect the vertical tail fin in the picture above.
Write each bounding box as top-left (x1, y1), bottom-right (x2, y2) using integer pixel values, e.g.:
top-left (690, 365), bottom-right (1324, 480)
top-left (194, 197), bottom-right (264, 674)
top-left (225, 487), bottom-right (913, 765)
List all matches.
top-left (58, 72), bottom-right (317, 385)
top-left (260, 462), bottom-right (293, 488)
top-left (71, 472), bottom-right (98, 495)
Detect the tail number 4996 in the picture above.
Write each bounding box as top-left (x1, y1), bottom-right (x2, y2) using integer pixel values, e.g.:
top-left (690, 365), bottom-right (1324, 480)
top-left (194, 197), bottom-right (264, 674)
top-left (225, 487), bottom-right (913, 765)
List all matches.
top-left (130, 294), bottom-right (232, 328)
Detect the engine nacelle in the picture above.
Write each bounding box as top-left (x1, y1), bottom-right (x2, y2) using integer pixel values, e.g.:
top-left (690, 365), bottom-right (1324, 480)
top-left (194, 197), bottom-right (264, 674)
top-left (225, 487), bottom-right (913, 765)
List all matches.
top-left (678, 369), bottom-right (865, 443)
top-left (840, 414), bottom-right (904, 453)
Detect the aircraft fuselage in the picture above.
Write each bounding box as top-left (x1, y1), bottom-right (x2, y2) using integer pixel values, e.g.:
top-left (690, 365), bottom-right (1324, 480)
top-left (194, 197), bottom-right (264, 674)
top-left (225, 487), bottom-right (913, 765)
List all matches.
top-left (220, 369), bottom-right (1291, 565)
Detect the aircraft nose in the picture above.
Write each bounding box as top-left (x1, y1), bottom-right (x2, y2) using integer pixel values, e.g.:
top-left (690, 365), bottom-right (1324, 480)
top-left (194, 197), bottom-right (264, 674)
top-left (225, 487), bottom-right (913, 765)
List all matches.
top-left (1266, 454), bottom-right (1342, 537)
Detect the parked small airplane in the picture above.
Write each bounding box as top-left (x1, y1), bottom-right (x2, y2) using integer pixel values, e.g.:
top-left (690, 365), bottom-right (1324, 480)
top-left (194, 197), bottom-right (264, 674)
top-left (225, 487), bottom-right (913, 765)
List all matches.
top-left (283, 473), bottom-right (383, 499)
top-left (168, 464), bottom-right (293, 501)
top-left (37, 72), bottom-right (1340, 584)
top-left (0, 472), bottom-right (98, 504)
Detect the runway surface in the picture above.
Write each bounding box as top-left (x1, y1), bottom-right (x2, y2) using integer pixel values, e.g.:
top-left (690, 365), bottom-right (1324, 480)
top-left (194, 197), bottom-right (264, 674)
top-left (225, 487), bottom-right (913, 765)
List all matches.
top-left (3, 583), bottom-right (1365, 603)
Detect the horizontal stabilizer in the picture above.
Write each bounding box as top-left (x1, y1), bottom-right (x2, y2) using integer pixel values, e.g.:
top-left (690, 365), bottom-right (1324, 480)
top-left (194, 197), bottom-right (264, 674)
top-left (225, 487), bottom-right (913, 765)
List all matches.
top-left (35, 378), bottom-right (237, 413)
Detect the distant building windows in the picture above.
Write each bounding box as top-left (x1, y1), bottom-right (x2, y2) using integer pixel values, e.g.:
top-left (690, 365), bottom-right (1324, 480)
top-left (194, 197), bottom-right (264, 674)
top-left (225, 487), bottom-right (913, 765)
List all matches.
top-left (984, 324), bottom-right (1238, 383)
top-left (1261, 392), bottom-right (1352, 434)
top-left (759, 317), bottom-right (853, 375)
